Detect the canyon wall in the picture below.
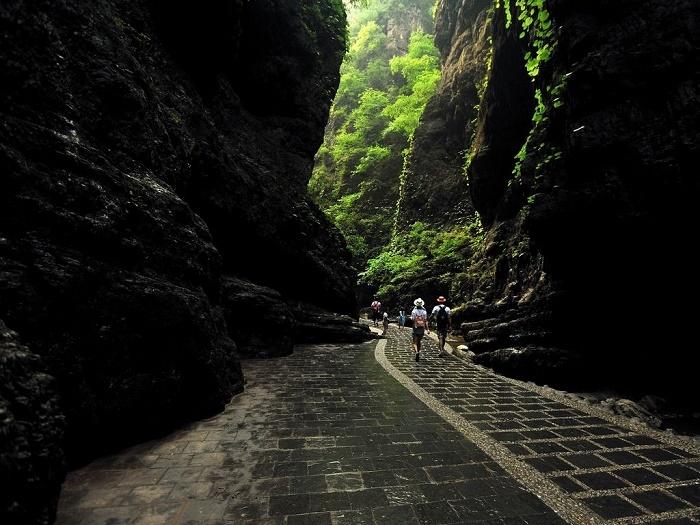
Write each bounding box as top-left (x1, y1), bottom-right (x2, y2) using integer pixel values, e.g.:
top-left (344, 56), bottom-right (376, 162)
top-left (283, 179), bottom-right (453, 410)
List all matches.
top-left (0, 0), bottom-right (355, 520)
top-left (422, 0), bottom-right (700, 397)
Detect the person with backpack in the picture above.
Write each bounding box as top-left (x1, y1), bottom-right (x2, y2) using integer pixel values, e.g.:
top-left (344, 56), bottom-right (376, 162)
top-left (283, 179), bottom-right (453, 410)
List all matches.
top-left (431, 296), bottom-right (452, 357)
top-left (370, 298), bottom-right (381, 326)
top-left (411, 298), bottom-right (429, 362)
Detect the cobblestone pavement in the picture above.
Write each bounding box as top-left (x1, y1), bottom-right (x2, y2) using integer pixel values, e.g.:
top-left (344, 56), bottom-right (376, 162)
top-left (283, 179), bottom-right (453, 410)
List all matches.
top-left (55, 329), bottom-right (700, 525)
top-left (57, 340), bottom-right (566, 525)
top-left (381, 325), bottom-right (700, 525)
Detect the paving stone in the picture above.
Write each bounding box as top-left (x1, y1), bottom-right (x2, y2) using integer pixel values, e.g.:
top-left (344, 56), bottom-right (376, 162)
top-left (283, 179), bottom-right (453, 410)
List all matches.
top-left (309, 491), bottom-right (351, 513)
top-left (563, 453), bottom-right (611, 469)
top-left (551, 476), bottom-right (586, 494)
top-left (592, 437), bottom-right (634, 449)
top-left (670, 485), bottom-right (700, 506)
top-left (347, 488), bottom-right (389, 509)
top-left (524, 457), bottom-right (575, 474)
top-left (372, 504), bottom-right (419, 523)
top-left (582, 495), bottom-right (645, 519)
top-left (57, 333), bottom-right (700, 525)
top-left (326, 472), bottom-right (364, 492)
top-left (635, 448), bottom-right (684, 462)
top-left (560, 440), bottom-right (601, 452)
top-left (600, 450), bottom-right (646, 465)
top-left (361, 470), bottom-right (398, 488)
top-left (384, 485), bottom-right (428, 506)
top-left (627, 490), bottom-right (690, 513)
top-left (615, 467), bottom-right (669, 486)
top-left (287, 512), bottom-right (332, 525)
top-left (574, 472), bottom-right (630, 490)
top-left (652, 464), bottom-right (700, 481)
top-left (269, 494), bottom-right (311, 516)
top-left (414, 500), bottom-right (461, 524)
top-left (289, 475), bottom-right (328, 494)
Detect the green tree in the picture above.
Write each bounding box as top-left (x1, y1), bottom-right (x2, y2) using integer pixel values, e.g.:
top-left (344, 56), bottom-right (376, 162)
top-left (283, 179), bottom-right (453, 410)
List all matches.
top-left (310, 1), bottom-right (440, 268)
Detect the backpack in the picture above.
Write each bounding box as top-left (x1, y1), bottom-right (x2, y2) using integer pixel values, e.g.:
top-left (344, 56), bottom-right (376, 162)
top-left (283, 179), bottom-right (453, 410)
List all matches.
top-left (435, 305), bottom-right (449, 330)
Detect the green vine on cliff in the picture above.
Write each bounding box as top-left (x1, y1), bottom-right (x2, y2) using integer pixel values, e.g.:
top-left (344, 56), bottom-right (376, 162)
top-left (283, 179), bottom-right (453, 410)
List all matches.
top-left (392, 139), bottom-right (414, 238)
top-left (501, 0), bottom-right (565, 182)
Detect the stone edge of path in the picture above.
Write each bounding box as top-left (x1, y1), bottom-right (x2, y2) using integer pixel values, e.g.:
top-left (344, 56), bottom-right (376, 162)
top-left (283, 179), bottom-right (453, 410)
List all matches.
top-left (374, 337), bottom-right (604, 525)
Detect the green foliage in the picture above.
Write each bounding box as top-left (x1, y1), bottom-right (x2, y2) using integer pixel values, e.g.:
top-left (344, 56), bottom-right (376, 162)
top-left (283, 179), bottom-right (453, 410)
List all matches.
top-left (310, 0), bottom-right (440, 267)
top-left (360, 220), bottom-right (485, 304)
top-left (494, 0), bottom-right (567, 183)
top-left (303, 0), bottom-right (349, 57)
top-left (383, 32), bottom-right (441, 138)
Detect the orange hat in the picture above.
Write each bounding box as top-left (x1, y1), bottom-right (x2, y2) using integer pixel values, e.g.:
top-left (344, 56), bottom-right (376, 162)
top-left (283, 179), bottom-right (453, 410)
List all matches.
top-left (437, 296), bottom-right (446, 303)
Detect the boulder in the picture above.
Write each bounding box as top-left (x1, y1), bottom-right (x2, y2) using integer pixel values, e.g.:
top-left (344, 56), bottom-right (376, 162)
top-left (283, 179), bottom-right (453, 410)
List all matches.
top-left (473, 346), bottom-right (587, 388)
top-left (291, 303), bottom-right (375, 345)
top-left (221, 277), bottom-right (295, 358)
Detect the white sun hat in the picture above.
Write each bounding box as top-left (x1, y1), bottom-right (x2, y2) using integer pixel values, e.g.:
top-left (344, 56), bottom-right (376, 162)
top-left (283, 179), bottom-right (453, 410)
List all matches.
top-left (414, 297), bottom-right (425, 307)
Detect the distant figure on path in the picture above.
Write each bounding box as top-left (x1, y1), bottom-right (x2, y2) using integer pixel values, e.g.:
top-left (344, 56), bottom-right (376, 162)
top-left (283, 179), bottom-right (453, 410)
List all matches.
top-left (382, 311), bottom-right (389, 334)
top-left (411, 298), bottom-right (429, 362)
top-left (432, 296), bottom-right (452, 357)
top-left (398, 309), bottom-right (406, 328)
top-left (371, 298), bottom-right (381, 326)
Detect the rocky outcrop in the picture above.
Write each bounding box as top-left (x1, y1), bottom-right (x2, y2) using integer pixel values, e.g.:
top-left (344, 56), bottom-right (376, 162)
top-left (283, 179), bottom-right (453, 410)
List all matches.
top-left (290, 303), bottom-right (374, 345)
top-left (459, 0), bottom-right (700, 399)
top-left (395, 0), bottom-right (492, 230)
top-left (473, 346), bottom-right (586, 387)
top-left (1, 0), bottom-right (353, 474)
top-left (0, 321), bottom-right (65, 525)
top-left (221, 277), bottom-right (296, 358)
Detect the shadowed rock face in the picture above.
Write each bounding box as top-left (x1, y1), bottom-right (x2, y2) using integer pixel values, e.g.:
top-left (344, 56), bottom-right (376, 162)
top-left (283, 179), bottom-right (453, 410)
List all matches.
top-left (0, 321), bottom-right (65, 525)
top-left (396, 0), bottom-right (492, 230)
top-left (461, 0), bottom-right (700, 397)
top-left (0, 0), bottom-right (354, 484)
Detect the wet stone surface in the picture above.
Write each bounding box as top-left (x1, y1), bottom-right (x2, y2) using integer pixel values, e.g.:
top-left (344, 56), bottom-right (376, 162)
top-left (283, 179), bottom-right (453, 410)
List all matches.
top-left (383, 325), bottom-right (700, 524)
top-left (56, 340), bottom-right (564, 524)
top-left (55, 327), bottom-right (700, 524)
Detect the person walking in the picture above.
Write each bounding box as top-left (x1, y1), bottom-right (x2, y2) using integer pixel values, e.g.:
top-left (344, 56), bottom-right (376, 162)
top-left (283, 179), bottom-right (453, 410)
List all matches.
top-left (398, 309), bottom-right (406, 329)
top-left (411, 298), bottom-right (429, 362)
top-left (370, 298), bottom-right (381, 326)
top-left (431, 296), bottom-right (451, 357)
top-left (382, 311), bottom-right (389, 334)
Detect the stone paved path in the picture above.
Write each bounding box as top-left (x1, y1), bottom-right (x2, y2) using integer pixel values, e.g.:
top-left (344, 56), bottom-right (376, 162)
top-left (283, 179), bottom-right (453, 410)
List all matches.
top-left (381, 326), bottom-right (700, 525)
top-left (55, 327), bottom-right (700, 524)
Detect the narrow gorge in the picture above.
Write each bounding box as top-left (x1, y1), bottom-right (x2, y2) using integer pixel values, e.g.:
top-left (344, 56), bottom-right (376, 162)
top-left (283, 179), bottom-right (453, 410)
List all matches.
top-left (1, 0), bottom-right (699, 523)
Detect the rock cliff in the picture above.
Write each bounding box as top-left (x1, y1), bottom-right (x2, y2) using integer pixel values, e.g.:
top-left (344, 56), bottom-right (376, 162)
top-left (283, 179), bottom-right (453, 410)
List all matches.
top-left (396, 0), bottom-right (491, 229)
top-left (452, 0), bottom-right (700, 398)
top-left (1, 0), bottom-right (359, 514)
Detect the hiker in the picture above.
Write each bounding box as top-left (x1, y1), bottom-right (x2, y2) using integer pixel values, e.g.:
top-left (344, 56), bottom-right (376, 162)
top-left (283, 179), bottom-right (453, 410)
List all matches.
top-left (411, 298), bottom-right (429, 362)
top-left (431, 296), bottom-right (452, 357)
top-left (398, 309), bottom-right (406, 328)
top-left (382, 311), bottom-right (389, 334)
top-left (370, 298), bottom-right (381, 326)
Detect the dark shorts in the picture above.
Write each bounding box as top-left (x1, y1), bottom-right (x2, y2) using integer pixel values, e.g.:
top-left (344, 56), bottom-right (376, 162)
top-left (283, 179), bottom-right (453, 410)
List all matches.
top-left (412, 328), bottom-right (424, 341)
top-left (372, 310), bottom-right (380, 321)
top-left (437, 328), bottom-right (448, 338)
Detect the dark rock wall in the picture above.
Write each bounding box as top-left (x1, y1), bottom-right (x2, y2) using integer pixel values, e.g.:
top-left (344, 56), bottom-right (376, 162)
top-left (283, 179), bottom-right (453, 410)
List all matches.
top-left (396, 0), bottom-right (492, 230)
top-left (0, 321), bottom-right (65, 525)
top-left (1, 0), bottom-right (354, 473)
top-left (458, 0), bottom-right (700, 397)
